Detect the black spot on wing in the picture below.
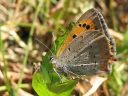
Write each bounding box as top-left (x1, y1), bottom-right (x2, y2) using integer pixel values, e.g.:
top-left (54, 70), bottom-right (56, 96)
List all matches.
top-left (72, 34), bottom-right (77, 39)
top-left (86, 25), bottom-right (90, 30)
top-left (83, 23), bottom-right (86, 27)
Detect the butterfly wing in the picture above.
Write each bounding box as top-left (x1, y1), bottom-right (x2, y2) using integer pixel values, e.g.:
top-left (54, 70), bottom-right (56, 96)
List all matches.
top-left (56, 29), bottom-right (113, 76)
top-left (55, 8), bottom-right (116, 76)
top-left (78, 8), bottom-right (116, 57)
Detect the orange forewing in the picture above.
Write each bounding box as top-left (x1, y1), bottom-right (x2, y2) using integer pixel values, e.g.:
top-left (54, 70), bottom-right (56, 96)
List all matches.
top-left (57, 19), bottom-right (96, 57)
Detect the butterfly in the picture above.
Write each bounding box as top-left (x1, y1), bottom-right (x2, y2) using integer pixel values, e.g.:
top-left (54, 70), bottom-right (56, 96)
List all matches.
top-left (50, 8), bottom-right (116, 78)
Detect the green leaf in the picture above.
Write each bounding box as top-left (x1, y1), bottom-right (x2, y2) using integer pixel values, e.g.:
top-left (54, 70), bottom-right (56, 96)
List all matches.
top-left (32, 72), bottom-right (77, 96)
top-left (47, 80), bottom-right (77, 93)
top-left (32, 73), bottom-right (55, 96)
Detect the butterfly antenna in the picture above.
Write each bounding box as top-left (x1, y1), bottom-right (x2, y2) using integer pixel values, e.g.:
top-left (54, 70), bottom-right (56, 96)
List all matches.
top-left (34, 38), bottom-right (54, 55)
top-left (52, 32), bottom-right (57, 52)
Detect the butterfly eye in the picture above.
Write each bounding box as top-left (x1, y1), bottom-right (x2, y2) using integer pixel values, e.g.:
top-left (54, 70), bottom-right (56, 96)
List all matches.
top-left (72, 34), bottom-right (77, 39)
top-left (50, 56), bottom-right (54, 61)
top-left (50, 55), bottom-right (57, 64)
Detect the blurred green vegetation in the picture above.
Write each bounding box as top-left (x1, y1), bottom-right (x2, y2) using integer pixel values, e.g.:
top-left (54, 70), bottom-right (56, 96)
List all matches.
top-left (0, 0), bottom-right (128, 96)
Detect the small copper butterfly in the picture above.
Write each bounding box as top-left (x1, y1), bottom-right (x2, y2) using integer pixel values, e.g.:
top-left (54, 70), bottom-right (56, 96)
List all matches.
top-left (51, 8), bottom-right (116, 77)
